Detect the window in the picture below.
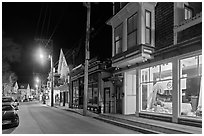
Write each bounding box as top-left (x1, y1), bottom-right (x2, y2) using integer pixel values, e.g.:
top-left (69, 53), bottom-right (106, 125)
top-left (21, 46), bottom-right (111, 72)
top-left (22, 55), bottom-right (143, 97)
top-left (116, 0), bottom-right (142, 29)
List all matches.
top-left (145, 10), bottom-right (151, 44)
top-left (184, 5), bottom-right (193, 20)
top-left (140, 62), bottom-right (173, 114)
top-left (180, 55), bottom-right (202, 118)
top-left (114, 24), bottom-right (123, 55)
top-left (88, 74), bottom-right (98, 106)
top-left (72, 80), bottom-right (79, 107)
top-left (127, 13), bottom-right (137, 49)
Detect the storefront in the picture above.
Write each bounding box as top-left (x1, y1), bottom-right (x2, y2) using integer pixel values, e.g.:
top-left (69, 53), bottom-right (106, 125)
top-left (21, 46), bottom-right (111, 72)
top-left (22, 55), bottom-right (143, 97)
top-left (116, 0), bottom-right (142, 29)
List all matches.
top-left (70, 59), bottom-right (113, 113)
top-left (119, 50), bottom-right (202, 125)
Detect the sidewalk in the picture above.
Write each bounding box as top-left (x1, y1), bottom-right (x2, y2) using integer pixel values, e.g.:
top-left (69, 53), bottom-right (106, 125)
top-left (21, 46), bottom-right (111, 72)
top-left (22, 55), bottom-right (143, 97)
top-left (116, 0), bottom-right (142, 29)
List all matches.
top-left (53, 105), bottom-right (99, 118)
top-left (52, 105), bottom-right (202, 134)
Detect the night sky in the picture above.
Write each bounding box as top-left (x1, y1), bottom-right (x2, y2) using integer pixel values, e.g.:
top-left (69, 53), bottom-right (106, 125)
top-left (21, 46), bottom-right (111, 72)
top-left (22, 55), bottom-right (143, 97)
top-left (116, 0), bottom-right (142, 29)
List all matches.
top-left (2, 2), bottom-right (113, 87)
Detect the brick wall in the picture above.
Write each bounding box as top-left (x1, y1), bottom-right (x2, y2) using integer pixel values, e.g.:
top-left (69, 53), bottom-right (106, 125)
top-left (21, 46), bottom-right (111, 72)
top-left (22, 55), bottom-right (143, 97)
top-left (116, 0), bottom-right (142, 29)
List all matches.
top-left (155, 2), bottom-right (174, 49)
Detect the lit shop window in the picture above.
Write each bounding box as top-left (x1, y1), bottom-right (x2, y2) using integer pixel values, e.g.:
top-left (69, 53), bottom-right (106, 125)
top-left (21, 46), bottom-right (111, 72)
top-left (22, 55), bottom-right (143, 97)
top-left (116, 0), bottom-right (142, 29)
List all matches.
top-left (72, 80), bottom-right (79, 107)
top-left (180, 55), bottom-right (202, 118)
top-left (140, 62), bottom-right (173, 114)
top-left (88, 74), bottom-right (98, 106)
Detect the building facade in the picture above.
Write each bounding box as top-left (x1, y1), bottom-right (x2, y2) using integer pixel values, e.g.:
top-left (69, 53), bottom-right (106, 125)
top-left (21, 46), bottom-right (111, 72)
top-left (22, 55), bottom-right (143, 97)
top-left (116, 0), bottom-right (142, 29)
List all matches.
top-left (107, 2), bottom-right (202, 126)
top-left (70, 58), bottom-right (114, 113)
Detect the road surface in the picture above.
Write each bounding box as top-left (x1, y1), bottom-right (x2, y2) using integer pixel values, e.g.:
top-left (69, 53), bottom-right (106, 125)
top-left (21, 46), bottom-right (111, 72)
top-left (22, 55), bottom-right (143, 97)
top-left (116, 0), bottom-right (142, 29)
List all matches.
top-left (2, 101), bottom-right (139, 134)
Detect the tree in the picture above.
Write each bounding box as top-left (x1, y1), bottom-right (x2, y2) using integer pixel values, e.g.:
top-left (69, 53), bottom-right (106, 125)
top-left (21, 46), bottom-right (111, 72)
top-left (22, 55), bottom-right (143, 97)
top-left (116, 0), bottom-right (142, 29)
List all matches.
top-left (2, 36), bottom-right (22, 96)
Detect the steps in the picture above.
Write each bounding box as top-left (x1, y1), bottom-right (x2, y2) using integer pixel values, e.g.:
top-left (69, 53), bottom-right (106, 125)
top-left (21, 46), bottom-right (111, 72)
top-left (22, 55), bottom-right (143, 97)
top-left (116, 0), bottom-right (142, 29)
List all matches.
top-left (94, 114), bottom-right (201, 134)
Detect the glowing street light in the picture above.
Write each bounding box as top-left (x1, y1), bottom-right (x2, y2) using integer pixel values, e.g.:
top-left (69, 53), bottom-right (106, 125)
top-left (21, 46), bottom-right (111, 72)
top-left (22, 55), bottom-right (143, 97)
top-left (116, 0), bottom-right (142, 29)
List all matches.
top-left (36, 77), bottom-right (40, 83)
top-left (36, 44), bottom-right (54, 107)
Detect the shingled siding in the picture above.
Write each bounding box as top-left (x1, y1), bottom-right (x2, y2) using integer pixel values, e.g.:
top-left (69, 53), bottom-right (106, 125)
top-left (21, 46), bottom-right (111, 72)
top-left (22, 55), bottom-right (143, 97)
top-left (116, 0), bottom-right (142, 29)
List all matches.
top-left (177, 23), bottom-right (202, 43)
top-left (155, 2), bottom-right (174, 49)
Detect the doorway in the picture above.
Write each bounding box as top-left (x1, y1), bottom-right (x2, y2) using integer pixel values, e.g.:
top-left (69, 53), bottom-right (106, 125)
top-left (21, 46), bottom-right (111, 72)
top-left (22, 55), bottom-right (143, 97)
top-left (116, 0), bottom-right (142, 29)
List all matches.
top-left (104, 88), bottom-right (111, 113)
top-left (116, 85), bottom-right (123, 114)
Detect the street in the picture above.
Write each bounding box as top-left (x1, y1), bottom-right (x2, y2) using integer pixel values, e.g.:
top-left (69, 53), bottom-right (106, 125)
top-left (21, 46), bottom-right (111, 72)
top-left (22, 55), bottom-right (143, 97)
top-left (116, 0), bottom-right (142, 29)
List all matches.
top-left (2, 101), bottom-right (139, 134)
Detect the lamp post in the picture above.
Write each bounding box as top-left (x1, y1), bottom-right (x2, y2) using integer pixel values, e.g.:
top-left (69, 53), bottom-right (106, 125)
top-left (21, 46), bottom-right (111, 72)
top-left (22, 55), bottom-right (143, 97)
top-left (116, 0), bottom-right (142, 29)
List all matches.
top-left (49, 55), bottom-right (54, 107)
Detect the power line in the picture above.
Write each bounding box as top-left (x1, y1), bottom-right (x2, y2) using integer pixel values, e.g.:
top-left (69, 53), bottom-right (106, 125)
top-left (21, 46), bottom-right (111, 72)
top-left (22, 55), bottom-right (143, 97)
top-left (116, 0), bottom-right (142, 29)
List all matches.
top-left (40, 4), bottom-right (48, 39)
top-left (35, 3), bottom-right (43, 39)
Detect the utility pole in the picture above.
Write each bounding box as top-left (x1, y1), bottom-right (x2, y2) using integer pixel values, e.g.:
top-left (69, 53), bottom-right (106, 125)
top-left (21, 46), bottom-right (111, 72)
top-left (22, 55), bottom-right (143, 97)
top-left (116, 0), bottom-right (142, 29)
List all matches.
top-left (83, 2), bottom-right (91, 116)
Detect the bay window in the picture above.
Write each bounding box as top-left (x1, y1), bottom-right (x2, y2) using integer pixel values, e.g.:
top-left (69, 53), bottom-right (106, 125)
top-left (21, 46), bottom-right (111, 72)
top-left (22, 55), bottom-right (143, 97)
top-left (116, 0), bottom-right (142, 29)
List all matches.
top-left (145, 10), bottom-right (151, 44)
top-left (114, 24), bottom-right (123, 55)
top-left (127, 13), bottom-right (137, 49)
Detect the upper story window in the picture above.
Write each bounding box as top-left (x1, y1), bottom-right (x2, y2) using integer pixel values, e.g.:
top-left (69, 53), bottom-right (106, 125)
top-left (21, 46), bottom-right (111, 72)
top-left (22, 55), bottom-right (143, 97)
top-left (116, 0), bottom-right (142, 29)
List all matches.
top-left (145, 10), bottom-right (151, 44)
top-left (184, 5), bottom-right (193, 20)
top-left (114, 24), bottom-right (123, 55)
top-left (127, 13), bottom-right (138, 49)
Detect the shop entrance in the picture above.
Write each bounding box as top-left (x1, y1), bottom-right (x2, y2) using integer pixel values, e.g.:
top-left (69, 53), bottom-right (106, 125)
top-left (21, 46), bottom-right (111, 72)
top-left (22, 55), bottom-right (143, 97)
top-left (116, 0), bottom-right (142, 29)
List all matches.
top-left (104, 88), bottom-right (111, 113)
top-left (116, 85), bottom-right (122, 114)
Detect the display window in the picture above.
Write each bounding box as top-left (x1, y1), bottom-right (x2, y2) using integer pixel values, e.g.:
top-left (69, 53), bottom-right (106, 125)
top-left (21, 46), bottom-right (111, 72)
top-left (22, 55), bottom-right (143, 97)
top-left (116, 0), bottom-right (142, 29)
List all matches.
top-left (72, 80), bottom-right (79, 107)
top-left (140, 62), bottom-right (173, 114)
top-left (179, 55), bottom-right (202, 118)
top-left (88, 73), bottom-right (99, 106)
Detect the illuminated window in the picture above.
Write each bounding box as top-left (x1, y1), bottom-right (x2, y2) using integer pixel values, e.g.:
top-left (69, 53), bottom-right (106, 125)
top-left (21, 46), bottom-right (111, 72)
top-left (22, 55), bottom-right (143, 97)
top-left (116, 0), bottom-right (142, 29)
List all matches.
top-left (180, 55), bottom-right (202, 119)
top-left (184, 5), bottom-right (193, 20)
top-left (140, 62), bottom-right (173, 114)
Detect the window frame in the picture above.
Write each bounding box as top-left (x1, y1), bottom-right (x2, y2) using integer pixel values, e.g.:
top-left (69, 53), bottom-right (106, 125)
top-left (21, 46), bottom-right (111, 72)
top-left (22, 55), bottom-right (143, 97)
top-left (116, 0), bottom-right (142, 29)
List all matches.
top-left (184, 5), bottom-right (193, 20)
top-left (114, 23), bottom-right (123, 55)
top-left (145, 10), bottom-right (151, 45)
top-left (127, 12), bottom-right (138, 49)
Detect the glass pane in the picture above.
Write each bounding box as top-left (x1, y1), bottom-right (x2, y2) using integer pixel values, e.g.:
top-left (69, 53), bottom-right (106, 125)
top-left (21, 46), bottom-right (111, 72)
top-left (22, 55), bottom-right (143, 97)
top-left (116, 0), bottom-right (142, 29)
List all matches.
top-left (150, 65), bottom-right (160, 81)
top-left (199, 55), bottom-right (202, 75)
top-left (141, 68), bottom-right (149, 82)
top-left (127, 16), bottom-right (133, 33)
top-left (141, 84), bottom-right (148, 110)
top-left (93, 84), bottom-right (98, 105)
top-left (147, 81), bottom-right (172, 114)
top-left (115, 24), bottom-right (122, 38)
top-left (145, 11), bottom-right (151, 27)
top-left (180, 56), bottom-right (198, 78)
top-left (88, 85), bottom-right (92, 105)
top-left (133, 13), bottom-right (137, 30)
top-left (127, 31), bottom-right (136, 49)
top-left (145, 29), bottom-right (151, 44)
top-left (115, 40), bottom-right (122, 54)
top-left (180, 77), bottom-right (201, 118)
top-left (161, 62), bottom-right (172, 80)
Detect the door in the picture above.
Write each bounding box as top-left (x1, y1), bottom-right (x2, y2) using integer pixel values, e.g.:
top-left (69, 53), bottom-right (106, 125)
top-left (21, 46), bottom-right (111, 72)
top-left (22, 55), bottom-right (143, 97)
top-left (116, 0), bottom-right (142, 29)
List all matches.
top-left (104, 88), bottom-right (111, 113)
top-left (116, 86), bottom-right (122, 114)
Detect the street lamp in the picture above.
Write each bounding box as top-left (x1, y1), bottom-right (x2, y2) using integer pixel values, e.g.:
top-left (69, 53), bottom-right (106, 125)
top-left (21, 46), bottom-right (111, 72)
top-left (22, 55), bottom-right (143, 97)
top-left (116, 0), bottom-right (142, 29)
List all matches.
top-left (36, 77), bottom-right (40, 84)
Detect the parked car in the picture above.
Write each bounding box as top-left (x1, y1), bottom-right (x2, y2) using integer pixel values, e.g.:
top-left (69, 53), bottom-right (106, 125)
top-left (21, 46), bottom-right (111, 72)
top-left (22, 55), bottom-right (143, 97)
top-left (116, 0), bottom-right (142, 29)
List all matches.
top-left (2, 103), bottom-right (19, 127)
top-left (23, 98), bottom-right (29, 102)
top-left (2, 96), bottom-right (19, 107)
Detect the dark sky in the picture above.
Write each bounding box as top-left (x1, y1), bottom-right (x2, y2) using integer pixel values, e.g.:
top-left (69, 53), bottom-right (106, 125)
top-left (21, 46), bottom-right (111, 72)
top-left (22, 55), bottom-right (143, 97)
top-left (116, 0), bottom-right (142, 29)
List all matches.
top-left (2, 2), bottom-right (113, 87)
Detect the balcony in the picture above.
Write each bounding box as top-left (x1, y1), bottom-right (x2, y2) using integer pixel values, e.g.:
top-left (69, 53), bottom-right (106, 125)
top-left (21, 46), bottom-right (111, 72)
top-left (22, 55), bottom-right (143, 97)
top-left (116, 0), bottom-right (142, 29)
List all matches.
top-left (112, 44), bottom-right (154, 68)
top-left (174, 12), bottom-right (202, 44)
